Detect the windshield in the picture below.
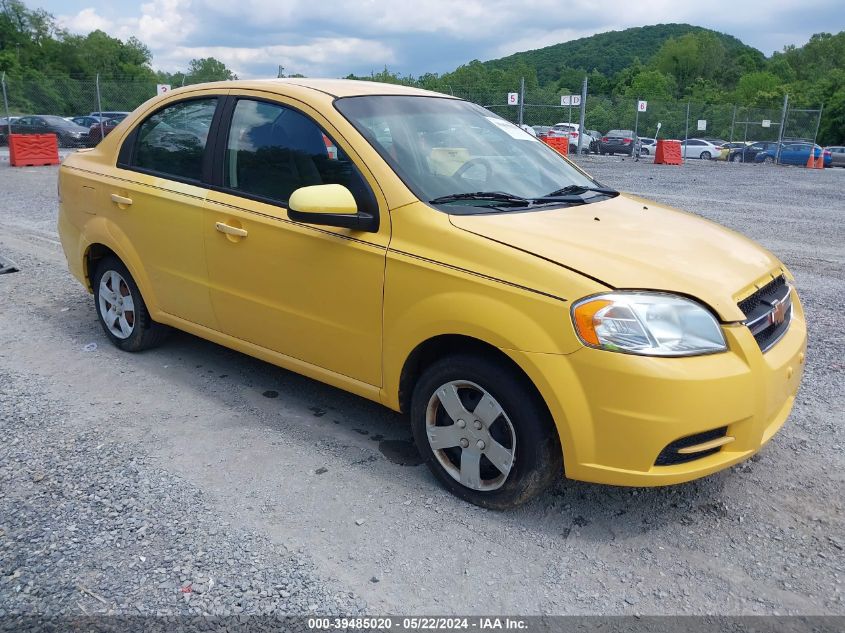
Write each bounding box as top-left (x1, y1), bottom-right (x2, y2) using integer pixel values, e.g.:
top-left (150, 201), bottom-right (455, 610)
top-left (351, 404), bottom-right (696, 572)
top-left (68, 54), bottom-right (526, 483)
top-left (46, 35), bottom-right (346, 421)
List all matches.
top-left (334, 96), bottom-right (600, 210)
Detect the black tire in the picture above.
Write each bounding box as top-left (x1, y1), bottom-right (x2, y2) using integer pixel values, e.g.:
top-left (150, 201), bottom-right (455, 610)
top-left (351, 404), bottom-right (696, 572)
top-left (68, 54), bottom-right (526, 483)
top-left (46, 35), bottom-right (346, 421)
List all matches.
top-left (641, 148), bottom-right (649, 156)
top-left (764, 155), bottom-right (775, 164)
top-left (93, 255), bottom-right (169, 352)
top-left (701, 151), bottom-right (711, 160)
top-left (729, 153), bottom-right (738, 162)
top-left (410, 354), bottom-right (562, 509)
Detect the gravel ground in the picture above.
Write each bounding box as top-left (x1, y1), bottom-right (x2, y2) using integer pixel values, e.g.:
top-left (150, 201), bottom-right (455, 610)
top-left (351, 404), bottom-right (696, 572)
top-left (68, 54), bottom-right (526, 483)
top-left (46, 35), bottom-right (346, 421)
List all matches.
top-left (0, 151), bottom-right (843, 618)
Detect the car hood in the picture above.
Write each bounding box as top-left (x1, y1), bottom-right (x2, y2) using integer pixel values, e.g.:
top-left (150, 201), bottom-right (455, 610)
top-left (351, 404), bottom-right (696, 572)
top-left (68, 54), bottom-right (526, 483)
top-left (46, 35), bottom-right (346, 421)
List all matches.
top-left (448, 193), bottom-right (782, 321)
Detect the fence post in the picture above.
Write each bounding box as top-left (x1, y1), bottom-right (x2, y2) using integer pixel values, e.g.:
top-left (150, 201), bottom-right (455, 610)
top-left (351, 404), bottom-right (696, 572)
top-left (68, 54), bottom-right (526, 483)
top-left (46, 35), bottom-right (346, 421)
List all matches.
top-left (775, 93), bottom-right (788, 165)
top-left (1, 72), bottom-right (11, 140)
top-left (518, 77), bottom-right (525, 126)
top-left (633, 97), bottom-right (640, 150)
top-left (96, 73), bottom-right (104, 140)
top-left (811, 103), bottom-right (823, 152)
top-left (577, 75), bottom-right (587, 154)
top-left (683, 102), bottom-right (690, 164)
top-left (729, 104), bottom-right (736, 144)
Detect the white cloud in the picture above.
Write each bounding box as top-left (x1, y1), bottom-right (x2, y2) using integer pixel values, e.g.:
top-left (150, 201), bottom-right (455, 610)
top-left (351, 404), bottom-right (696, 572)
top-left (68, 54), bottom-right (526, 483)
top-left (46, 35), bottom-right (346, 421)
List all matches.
top-left (57, 7), bottom-right (112, 33)
top-left (154, 38), bottom-right (395, 77)
top-left (52, 0), bottom-right (845, 77)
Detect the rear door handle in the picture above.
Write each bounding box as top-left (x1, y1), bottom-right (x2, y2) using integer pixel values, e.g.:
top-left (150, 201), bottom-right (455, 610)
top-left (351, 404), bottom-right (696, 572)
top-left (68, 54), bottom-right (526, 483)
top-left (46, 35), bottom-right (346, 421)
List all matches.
top-left (110, 193), bottom-right (133, 206)
top-left (215, 222), bottom-right (248, 238)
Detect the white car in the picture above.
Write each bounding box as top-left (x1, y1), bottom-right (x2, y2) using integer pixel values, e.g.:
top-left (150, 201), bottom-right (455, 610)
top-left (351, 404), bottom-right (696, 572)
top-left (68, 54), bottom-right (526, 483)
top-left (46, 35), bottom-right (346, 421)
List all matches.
top-left (548, 123), bottom-right (589, 153)
top-left (639, 137), bottom-right (657, 155)
top-left (681, 138), bottom-right (722, 159)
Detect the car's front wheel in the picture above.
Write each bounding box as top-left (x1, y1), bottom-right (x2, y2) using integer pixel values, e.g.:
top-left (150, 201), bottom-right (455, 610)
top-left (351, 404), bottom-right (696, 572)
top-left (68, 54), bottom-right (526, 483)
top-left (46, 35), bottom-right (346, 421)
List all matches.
top-left (411, 354), bottom-right (562, 509)
top-left (93, 256), bottom-right (169, 352)
top-left (700, 151), bottom-right (711, 160)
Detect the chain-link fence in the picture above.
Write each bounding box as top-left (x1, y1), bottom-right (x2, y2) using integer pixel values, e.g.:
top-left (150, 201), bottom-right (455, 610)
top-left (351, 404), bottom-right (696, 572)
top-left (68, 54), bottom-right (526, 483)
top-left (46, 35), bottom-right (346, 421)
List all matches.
top-left (0, 74), bottom-right (825, 157)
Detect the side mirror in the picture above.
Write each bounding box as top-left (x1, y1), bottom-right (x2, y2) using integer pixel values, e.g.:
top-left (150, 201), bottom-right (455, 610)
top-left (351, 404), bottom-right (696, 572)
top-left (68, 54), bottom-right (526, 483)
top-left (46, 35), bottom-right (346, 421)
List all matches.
top-left (287, 184), bottom-right (377, 232)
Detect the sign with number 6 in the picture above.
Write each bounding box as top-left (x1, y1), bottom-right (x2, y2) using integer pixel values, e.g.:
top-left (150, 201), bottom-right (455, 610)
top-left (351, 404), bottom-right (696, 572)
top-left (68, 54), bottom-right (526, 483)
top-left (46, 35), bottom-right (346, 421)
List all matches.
top-left (637, 100), bottom-right (647, 112)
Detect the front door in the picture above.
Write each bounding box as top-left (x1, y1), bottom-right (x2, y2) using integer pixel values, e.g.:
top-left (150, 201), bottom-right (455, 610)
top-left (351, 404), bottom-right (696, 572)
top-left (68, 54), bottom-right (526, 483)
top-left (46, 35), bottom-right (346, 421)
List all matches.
top-left (203, 96), bottom-right (388, 386)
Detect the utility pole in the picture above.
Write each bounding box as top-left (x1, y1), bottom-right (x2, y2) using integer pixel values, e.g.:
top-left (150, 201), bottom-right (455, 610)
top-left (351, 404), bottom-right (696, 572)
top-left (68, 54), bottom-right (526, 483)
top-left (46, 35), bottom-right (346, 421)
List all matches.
top-left (2, 72), bottom-right (12, 141)
top-left (577, 75), bottom-right (587, 154)
top-left (278, 65), bottom-right (285, 78)
top-left (518, 76), bottom-right (525, 126)
top-left (775, 93), bottom-right (789, 165)
top-left (95, 73), bottom-right (104, 140)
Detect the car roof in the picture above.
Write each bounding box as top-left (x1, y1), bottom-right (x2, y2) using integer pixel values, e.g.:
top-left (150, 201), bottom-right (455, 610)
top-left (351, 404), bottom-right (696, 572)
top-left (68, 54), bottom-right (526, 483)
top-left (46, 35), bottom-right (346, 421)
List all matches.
top-left (198, 78), bottom-right (457, 99)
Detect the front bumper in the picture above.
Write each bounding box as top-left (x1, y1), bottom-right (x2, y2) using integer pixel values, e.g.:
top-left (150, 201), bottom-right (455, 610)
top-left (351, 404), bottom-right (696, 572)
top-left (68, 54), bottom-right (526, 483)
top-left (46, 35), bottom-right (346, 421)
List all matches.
top-left (507, 290), bottom-right (807, 486)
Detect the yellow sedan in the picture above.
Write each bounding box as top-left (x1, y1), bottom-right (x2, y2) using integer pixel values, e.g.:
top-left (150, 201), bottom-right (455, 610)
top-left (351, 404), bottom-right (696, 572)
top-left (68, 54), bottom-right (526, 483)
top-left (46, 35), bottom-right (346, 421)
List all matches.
top-left (57, 80), bottom-right (806, 508)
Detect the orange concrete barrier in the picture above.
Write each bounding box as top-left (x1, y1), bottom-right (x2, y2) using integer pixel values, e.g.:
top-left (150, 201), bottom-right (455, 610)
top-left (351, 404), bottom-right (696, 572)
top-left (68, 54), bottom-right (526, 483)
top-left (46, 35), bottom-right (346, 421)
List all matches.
top-left (9, 133), bottom-right (60, 167)
top-left (542, 136), bottom-right (568, 156)
top-left (654, 139), bottom-right (682, 165)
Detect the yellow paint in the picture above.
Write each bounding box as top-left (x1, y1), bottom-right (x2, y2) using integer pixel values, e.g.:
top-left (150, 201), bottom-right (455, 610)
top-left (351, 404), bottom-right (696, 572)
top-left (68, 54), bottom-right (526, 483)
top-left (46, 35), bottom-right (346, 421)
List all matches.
top-left (57, 79), bottom-right (807, 486)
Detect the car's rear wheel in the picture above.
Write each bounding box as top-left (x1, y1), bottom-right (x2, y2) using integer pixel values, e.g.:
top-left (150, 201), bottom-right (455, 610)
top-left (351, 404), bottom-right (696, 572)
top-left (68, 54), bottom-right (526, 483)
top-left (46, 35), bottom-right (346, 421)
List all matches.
top-left (93, 256), bottom-right (169, 352)
top-left (410, 354), bottom-right (562, 509)
top-left (764, 155), bottom-right (775, 164)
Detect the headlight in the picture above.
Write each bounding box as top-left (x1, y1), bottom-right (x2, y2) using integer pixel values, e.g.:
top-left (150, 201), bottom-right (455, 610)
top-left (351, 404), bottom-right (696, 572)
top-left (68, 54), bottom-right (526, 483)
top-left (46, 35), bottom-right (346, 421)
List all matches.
top-left (572, 292), bottom-right (727, 356)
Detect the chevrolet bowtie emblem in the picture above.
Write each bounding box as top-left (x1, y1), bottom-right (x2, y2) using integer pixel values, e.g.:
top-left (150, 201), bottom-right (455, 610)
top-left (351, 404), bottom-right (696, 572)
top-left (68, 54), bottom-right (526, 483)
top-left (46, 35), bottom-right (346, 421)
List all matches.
top-left (768, 298), bottom-right (788, 326)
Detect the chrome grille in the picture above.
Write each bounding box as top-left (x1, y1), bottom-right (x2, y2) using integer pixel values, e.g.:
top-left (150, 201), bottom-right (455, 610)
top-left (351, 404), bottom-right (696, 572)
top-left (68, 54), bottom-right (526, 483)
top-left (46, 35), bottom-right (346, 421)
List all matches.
top-left (739, 275), bottom-right (792, 352)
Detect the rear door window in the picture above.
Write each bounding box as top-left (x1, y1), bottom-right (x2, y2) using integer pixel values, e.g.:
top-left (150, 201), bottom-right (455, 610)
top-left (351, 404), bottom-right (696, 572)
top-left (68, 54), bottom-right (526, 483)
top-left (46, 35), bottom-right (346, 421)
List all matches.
top-left (132, 98), bottom-right (217, 182)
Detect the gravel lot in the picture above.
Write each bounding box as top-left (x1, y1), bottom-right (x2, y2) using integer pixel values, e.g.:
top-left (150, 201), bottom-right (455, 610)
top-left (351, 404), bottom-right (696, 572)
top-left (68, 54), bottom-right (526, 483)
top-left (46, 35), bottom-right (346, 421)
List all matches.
top-left (0, 151), bottom-right (843, 618)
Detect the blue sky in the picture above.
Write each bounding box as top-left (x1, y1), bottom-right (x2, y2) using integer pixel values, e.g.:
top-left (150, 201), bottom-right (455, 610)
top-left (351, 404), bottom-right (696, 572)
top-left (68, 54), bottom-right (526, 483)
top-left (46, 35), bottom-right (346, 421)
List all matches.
top-left (38, 0), bottom-right (845, 79)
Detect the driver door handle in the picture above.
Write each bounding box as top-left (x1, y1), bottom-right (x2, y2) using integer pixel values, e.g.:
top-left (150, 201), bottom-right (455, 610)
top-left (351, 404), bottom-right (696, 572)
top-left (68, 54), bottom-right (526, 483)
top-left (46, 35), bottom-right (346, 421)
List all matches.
top-left (110, 193), bottom-right (133, 206)
top-left (215, 222), bottom-right (248, 238)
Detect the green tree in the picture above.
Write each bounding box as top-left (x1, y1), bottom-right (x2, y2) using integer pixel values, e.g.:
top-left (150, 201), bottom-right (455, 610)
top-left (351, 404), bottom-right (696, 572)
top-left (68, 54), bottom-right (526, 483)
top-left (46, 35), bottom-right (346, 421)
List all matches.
top-left (186, 57), bottom-right (237, 82)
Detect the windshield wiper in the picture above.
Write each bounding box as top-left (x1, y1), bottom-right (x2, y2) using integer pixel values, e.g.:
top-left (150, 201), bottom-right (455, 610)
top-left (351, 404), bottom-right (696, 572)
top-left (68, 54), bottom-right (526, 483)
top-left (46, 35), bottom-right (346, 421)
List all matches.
top-left (540, 185), bottom-right (618, 199)
top-left (429, 191), bottom-right (530, 205)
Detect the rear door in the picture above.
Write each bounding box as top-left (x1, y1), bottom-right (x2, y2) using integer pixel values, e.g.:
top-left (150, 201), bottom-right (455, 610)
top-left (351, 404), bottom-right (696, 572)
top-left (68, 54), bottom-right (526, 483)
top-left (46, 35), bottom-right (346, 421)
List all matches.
top-left (100, 94), bottom-right (224, 328)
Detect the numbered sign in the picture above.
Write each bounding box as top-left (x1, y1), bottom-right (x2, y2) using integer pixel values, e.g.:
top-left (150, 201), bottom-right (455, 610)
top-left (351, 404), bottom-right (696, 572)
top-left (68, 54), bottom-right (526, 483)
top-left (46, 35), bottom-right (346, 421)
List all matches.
top-left (507, 92), bottom-right (519, 105)
top-left (637, 100), bottom-right (647, 112)
top-left (697, 119), bottom-right (707, 131)
top-left (156, 84), bottom-right (171, 95)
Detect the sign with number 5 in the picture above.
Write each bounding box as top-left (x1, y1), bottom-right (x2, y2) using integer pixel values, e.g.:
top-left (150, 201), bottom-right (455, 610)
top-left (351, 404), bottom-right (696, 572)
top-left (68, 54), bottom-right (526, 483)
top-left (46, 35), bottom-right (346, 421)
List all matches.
top-left (507, 92), bottom-right (519, 105)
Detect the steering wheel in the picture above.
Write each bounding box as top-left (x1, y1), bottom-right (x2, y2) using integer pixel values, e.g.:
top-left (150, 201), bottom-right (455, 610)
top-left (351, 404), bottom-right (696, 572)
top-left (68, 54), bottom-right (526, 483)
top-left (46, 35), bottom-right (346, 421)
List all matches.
top-left (453, 157), bottom-right (493, 183)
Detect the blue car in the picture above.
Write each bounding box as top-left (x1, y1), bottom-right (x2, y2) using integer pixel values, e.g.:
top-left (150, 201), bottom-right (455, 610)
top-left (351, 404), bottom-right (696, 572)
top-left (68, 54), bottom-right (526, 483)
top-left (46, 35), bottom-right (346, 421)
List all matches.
top-left (754, 142), bottom-right (832, 167)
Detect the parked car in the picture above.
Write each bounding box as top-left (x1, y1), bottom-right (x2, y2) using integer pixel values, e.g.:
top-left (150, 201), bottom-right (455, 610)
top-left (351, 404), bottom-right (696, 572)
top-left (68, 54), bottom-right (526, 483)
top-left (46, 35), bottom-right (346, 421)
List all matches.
top-left (729, 140), bottom-right (776, 163)
top-left (680, 138), bottom-right (721, 159)
top-left (71, 115), bottom-right (105, 129)
top-left (87, 116), bottom-right (128, 145)
top-left (599, 129), bottom-right (638, 156)
top-left (824, 146), bottom-right (845, 167)
top-left (531, 125), bottom-right (552, 139)
top-left (720, 141), bottom-right (749, 161)
top-left (90, 111), bottom-right (130, 120)
top-left (754, 142), bottom-right (832, 167)
top-left (548, 123), bottom-right (585, 154)
top-left (585, 129), bottom-right (601, 153)
top-left (57, 79), bottom-right (806, 508)
top-left (2, 114), bottom-right (89, 147)
top-left (638, 137), bottom-right (657, 156)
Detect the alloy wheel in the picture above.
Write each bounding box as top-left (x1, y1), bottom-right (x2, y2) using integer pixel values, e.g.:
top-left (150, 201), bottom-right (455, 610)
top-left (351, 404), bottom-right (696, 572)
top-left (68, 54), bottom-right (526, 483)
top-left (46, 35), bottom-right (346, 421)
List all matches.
top-left (98, 270), bottom-right (136, 339)
top-left (425, 380), bottom-right (516, 491)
